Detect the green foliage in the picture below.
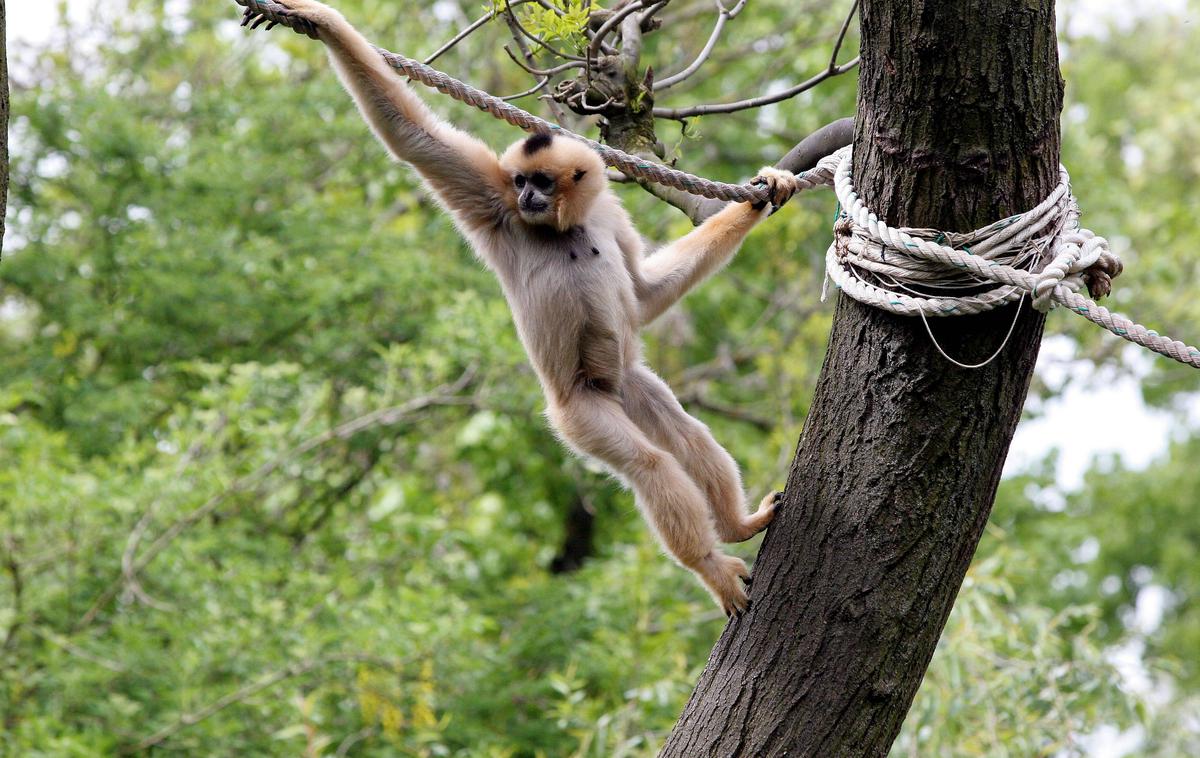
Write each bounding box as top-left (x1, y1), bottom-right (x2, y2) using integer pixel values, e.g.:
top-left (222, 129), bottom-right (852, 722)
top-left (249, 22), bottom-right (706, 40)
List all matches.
top-left (516, 0), bottom-right (596, 52)
top-left (1, 0), bottom-right (1197, 755)
top-left (895, 553), bottom-right (1137, 756)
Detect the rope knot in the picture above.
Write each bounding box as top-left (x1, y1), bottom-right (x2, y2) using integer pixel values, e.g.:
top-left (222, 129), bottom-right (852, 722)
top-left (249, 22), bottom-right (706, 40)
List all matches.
top-left (832, 216), bottom-right (854, 260)
top-left (1032, 223), bottom-right (1123, 312)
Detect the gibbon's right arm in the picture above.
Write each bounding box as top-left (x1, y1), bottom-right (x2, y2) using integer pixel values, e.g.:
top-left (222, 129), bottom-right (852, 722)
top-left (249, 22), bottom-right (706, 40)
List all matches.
top-left (632, 167), bottom-right (798, 326)
top-left (280, 1), bottom-right (513, 232)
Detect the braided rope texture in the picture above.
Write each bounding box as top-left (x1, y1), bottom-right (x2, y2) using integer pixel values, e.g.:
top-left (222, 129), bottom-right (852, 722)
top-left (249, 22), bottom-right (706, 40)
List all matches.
top-left (826, 148), bottom-right (1200, 369)
top-left (235, 0), bottom-right (1199, 370)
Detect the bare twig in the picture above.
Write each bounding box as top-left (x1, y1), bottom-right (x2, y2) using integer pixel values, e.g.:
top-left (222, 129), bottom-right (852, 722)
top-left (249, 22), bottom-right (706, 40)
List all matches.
top-left (503, 45), bottom-right (585, 77)
top-left (639, 0), bottom-right (670, 26)
top-left (653, 0), bottom-right (860, 118)
top-left (653, 57), bottom-right (859, 118)
top-left (425, 6), bottom-right (502, 65)
top-left (424, 0), bottom-right (578, 65)
top-left (75, 369), bottom-right (478, 630)
top-left (504, 14), bottom-right (573, 123)
top-left (676, 345), bottom-right (769, 385)
top-left (619, 4), bottom-right (647, 64)
top-left (654, 0), bottom-right (745, 90)
top-left (501, 76), bottom-right (552, 101)
top-left (828, 0), bottom-right (859, 71)
top-left (127, 653), bottom-right (407, 752)
top-left (505, 3), bottom-right (588, 61)
top-left (588, 0), bottom-right (646, 58)
top-left (567, 89), bottom-right (615, 113)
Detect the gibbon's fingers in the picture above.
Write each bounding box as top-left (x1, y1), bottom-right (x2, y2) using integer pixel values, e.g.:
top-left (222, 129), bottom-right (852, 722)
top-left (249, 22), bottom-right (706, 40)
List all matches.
top-left (243, 6), bottom-right (313, 36)
top-left (750, 166), bottom-right (800, 214)
top-left (242, 0), bottom-right (327, 38)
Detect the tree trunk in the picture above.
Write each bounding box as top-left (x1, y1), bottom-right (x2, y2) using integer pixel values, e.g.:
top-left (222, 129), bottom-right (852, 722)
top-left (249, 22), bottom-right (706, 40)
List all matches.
top-left (660, 1), bottom-right (1063, 755)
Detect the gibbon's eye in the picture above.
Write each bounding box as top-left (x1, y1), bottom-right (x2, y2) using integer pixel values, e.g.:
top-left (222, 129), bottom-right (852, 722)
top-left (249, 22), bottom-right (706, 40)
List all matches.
top-left (530, 172), bottom-right (553, 191)
top-left (513, 175), bottom-right (527, 189)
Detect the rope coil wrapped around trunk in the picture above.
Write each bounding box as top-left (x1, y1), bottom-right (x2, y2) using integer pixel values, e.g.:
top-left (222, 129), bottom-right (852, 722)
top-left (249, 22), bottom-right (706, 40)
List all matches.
top-left (824, 148), bottom-right (1200, 368)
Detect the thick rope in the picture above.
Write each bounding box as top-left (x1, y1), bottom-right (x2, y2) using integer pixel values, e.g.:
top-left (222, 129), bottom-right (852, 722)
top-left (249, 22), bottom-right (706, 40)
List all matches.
top-left (824, 147), bottom-right (1200, 369)
top-left (234, 0), bottom-right (1200, 370)
top-left (234, 0), bottom-right (797, 204)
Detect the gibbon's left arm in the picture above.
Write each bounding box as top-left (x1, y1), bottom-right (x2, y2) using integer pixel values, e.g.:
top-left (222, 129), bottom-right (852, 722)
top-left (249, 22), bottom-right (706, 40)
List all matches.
top-left (631, 168), bottom-right (798, 326)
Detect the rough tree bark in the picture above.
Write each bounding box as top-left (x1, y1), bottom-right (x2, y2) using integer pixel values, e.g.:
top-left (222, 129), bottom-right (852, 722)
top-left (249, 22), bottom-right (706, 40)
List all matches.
top-left (661, 1), bottom-right (1063, 755)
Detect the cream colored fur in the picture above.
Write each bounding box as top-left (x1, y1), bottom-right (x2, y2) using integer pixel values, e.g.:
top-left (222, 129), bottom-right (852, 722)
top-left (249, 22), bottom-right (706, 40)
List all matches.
top-left (270, 0), bottom-right (799, 614)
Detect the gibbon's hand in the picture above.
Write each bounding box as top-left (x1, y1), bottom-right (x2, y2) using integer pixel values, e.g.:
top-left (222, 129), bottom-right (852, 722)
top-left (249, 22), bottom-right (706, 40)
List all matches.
top-left (749, 166), bottom-right (800, 214)
top-left (242, 0), bottom-right (344, 38)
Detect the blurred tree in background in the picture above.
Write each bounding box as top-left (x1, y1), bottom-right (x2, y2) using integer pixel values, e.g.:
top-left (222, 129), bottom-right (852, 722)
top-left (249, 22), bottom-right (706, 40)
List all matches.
top-left (0, 0), bottom-right (1196, 755)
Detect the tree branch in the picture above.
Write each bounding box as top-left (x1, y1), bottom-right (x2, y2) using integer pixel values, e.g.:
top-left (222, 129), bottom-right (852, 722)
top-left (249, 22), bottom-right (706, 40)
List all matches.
top-left (639, 116), bottom-right (855, 224)
top-left (505, 2), bottom-right (589, 61)
top-left (829, 0), bottom-right (859, 71)
top-left (654, 0), bottom-right (860, 118)
top-left (588, 0), bottom-right (647, 59)
top-left (652, 57), bottom-right (859, 119)
top-left (653, 0), bottom-right (746, 91)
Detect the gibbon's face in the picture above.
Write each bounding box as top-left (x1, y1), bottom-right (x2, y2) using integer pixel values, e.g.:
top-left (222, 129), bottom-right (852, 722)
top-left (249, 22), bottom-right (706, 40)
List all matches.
top-left (500, 133), bottom-right (607, 232)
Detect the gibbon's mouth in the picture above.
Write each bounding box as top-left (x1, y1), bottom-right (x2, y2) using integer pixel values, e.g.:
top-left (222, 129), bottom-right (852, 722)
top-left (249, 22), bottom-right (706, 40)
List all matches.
top-left (520, 199), bottom-right (550, 215)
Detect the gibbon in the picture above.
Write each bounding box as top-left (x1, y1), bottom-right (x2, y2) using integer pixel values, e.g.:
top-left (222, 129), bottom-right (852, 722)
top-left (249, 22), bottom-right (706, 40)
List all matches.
top-left (252, 0), bottom-right (800, 614)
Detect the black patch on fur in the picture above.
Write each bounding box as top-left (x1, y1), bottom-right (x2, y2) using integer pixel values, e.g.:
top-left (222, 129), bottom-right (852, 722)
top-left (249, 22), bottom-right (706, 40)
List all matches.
top-left (573, 168), bottom-right (587, 182)
top-left (569, 250), bottom-right (578, 260)
top-left (523, 132), bottom-right (554, 156)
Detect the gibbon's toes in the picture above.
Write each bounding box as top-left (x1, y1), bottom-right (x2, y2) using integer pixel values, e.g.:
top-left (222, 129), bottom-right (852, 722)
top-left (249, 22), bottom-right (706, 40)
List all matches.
top-left (720, 494), bottom-right (779, 544)
top-left (698, 552), bottom-right (751, 617)
top-left (745, 490), bottom-right (782, 534)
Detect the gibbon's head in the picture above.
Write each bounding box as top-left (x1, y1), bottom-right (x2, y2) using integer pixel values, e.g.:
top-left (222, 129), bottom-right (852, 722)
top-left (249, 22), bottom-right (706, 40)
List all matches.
top-left (500, 132), bottom-right (607, 231)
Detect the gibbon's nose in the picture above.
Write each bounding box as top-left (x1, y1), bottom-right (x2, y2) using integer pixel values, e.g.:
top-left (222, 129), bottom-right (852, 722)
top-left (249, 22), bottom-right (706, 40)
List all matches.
top-left (520, 190), bottom-right (548, 213)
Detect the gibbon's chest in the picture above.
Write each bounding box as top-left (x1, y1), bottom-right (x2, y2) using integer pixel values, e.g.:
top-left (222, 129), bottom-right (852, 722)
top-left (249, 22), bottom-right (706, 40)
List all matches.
top-left (510, 226), bottom-right (635, 316)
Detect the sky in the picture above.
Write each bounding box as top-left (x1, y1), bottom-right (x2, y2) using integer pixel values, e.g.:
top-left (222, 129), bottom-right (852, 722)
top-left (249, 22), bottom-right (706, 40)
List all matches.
top-left (7, 0), bottom-right (1198, 493)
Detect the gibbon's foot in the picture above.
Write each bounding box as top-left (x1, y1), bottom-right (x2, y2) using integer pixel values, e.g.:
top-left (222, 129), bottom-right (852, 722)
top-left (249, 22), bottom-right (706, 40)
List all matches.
top-left (723, 491), bottom-right (781, 543)
top-left (749, 167), bottom-right (799, 213)
top-left (695, 552), bottom-right (751, 616)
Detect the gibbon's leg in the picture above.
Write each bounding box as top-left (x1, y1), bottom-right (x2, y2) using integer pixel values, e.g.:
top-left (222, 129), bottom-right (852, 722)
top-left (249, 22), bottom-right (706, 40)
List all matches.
top-left (548, 391), bottom-right (752, 614)
top-left (622, 367), bottom-right (778, 543)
